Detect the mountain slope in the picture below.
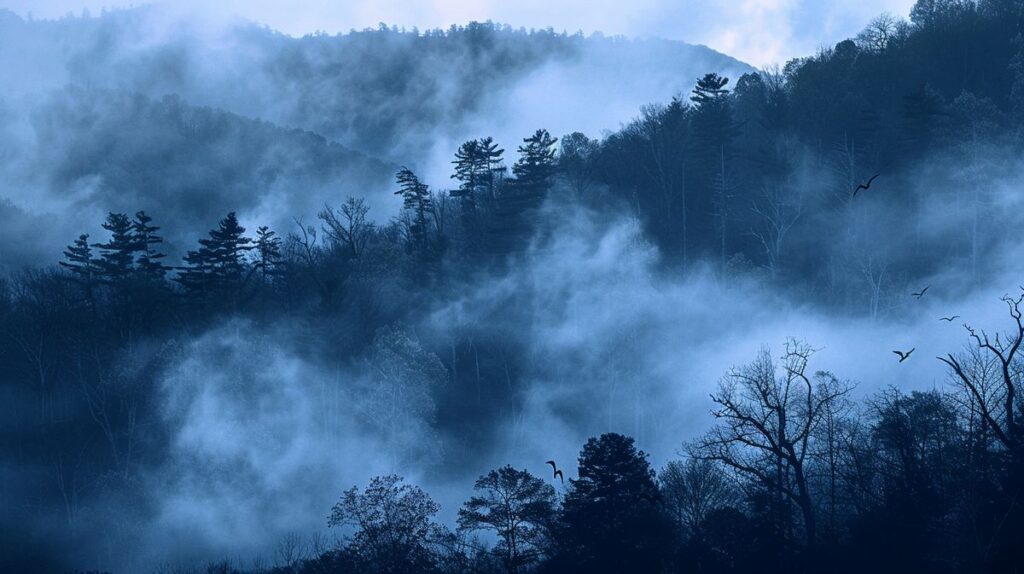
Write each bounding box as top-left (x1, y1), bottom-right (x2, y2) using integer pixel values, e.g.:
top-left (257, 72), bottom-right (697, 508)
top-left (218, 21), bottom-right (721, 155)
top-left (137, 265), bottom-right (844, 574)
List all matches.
top-left (0, 8), bottom-right (753, 164)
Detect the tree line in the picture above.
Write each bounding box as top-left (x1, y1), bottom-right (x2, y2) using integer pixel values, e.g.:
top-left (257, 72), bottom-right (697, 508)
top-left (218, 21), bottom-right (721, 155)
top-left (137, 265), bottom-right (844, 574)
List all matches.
top-left (151, 309), bottom-right (1023, 573)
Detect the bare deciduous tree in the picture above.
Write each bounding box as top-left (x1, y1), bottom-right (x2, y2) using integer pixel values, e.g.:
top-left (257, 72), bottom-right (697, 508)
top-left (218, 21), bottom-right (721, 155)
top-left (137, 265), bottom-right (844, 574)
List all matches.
top-left (750, 183), bottom-right (805, 278)
top-left (939, 289), bottom-right (1024, 461)
top-left (691, 340), bottom-right (853, 550)
top-left (319, 196), bottom-right (374, 259)
top-left (856, 13), bottom-right (901, 52)
top-left (659, 458), bottom-right (738, 537)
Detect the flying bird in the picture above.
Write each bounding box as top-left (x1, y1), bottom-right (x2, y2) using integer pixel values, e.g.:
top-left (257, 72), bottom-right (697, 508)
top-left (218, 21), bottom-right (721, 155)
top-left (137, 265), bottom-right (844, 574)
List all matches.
top-left (893, 348), bottom-right (915, 363)
top-left (545, 460), bottom-right (564, 483)
top-left (912, 286), bottom-right (930, 299)
top-left (853, 173), bottom-right (881, 197)
top-left (940, 315), bottom-right (960, 322)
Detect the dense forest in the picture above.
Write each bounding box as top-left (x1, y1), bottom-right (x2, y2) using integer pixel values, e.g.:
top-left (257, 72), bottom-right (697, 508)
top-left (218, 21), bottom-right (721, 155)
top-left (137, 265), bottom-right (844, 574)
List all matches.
top-left (2, 0), bottom-right (1024, 572)
top-left (0, 8), bottom-right (750, 161)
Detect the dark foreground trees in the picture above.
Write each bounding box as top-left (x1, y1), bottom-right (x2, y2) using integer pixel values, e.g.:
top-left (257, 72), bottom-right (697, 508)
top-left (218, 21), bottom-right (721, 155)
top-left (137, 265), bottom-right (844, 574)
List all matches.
top-left (327, 475), bottom-right (444, 574)
top-left (458, 466), bottom-right (557, 573)
top-left (691, 341), bottom-right (853, 552)
top-left (550, 433), bottom-right (674, 573)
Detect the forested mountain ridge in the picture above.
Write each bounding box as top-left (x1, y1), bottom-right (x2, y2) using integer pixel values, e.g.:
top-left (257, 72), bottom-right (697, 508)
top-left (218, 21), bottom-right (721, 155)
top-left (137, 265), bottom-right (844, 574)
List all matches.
top-left (585, 0), bottom-right (1024, 310)
top-left (0, 6), bottom-right (750, 268)
top-left (0, 7), bottom-right (752, 161)
top-left (0, 85), bottom-right (393, 269)
top-left (1, 1), bottom-right (1024, 573)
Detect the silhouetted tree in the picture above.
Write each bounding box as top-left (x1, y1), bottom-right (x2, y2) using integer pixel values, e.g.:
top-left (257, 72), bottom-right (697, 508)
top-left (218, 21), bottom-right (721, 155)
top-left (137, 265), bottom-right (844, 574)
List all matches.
top-left (328, 475), bottom-right (443, 574)
top-left (556, 433), bottom-right (672, 573)
top-left (320, 197), bottom-right (374, 259)
top-left (690, 74), bottom-right (739, 266)
top-left (94, 212), bottom-right (136, 283)
top-left (511, 129), bottom-right (558, 195)
top-left (692, 340), bottom-right (853, 555)
top-left (176, 212), bottom-right (252, 300)
top-left (488, 129), bottom-right (557, 254)
top-left (458, 465), bottom-right (557, 573)
top-left (659, 458), bottom-right (738, 539)
top-left (395, 167), bottom-right (434, 260)
top-left (132, 211), bottom-right (167, 279)
top-left (253, 225), bottom-right (282, 284)
top-left (558, 131), bottom-right (598, 200)
top-left (940, 290), bottom-right (1024, 462)
top-left (60, 234), bottom-right (99, 302)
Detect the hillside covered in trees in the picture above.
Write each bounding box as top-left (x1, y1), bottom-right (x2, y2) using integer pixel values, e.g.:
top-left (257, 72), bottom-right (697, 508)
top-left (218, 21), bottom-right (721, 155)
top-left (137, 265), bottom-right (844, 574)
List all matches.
top-left (0, 7), bottom-right (751, 161)
top-left (2, 0), bottom-right (1024, 573)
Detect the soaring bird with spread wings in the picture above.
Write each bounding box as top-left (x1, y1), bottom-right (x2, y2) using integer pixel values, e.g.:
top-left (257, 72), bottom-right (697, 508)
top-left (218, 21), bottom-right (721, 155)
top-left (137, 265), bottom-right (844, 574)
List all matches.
top-left (545, 460), bottom-right (563, 483)
top-left (853, 173), bottom-right (881, 197)
top-left (893, 348), bottom-right (915, 363)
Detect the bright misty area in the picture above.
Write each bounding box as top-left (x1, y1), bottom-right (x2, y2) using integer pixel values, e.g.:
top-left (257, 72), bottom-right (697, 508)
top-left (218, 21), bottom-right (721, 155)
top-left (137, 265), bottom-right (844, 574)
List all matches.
top-left (0, 1), bottom-right (1022, 573)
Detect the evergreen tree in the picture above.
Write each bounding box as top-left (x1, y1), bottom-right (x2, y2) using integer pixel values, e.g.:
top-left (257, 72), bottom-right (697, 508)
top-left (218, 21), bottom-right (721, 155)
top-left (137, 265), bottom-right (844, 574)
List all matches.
top-left (452, 138), bottom-right (505, 256)
top-left (94, 212), bottom-right (136, 283)
top-left (200, 211), bottom-right (253, 285)
top-left (451, 139), bottom-right (486, 211)
top-left (132, 211), bottom-right (167, 279)
top-left (451, 139), bottom-right (486, 250)
top-left (510, 129), bottom-right (558, 195)
top-left (176, 212), bottom-right (253, 298)
top-left (487, 130), bottom-right (557, 255)
top-left (253, 225), bottom-right (282, 283)
top-left (557, 433), bottom-right (672, 573)
top-left (690, 73), bottom-right (731, 107)
top-left (394, 167), bottom-right (434, 259)
top-left (689, 74), bottom-right (739, 265)
top-left (60, 233), bottom-right (100, 301)
top-left (175, 248), bottom-right (213, 298)
top-left (479, 136), bottom-right (507, 198)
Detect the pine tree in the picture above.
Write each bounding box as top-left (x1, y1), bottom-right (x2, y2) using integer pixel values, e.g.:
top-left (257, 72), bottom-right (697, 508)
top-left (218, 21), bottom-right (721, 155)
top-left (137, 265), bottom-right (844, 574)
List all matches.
top-left (60, 233), bottom-right (100, 301)
top-left (486, 130), bottom-right (557, 254)
top-left (451, 139), bottom-right (486, 212)
top-left (558, 433), bottom-right (672, 572)
top-left (200, 211), bottom-right (253, 286)
top-left (511, 129), bottom-right (558, 195)
top-left (690, 74), bottom-right (739, 266)
top-left (176, 212), bottom-right (253, 298)
top-left (394, 167), bottom-right (434, 259)
top-left (253, 225), bottom-right (282, 283)
top-left (690, 73), bottom-right (731, 107)
top-left (94, 212), bottom-right (136, 283)
top-left (451, 138), bottom-right (505, 255)
top-left (479, 136), bottom-right (507, 199)
top-left (175, 248), bottom-right (213, 298)
top-left (132, 211), bottom-right (167, 279)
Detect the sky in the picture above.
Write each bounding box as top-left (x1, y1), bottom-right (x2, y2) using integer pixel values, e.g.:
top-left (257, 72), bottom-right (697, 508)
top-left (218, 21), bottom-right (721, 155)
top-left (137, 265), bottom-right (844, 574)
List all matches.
top-left (2, 0), bottom-right (917, 66)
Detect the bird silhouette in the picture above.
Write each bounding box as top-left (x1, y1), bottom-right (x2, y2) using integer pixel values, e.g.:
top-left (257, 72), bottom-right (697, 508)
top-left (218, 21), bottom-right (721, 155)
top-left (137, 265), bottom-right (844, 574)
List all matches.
top-left (940, 315), bottom-right (960, 322)
top-left (853, 173), bottom-right (880, 197)
top-left (546, 460), bottom-right (564, 483)
top-left (912, 286), bottom-right (930, 299)
top-left (893, 348), bottom-right (915, 363)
